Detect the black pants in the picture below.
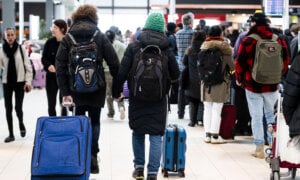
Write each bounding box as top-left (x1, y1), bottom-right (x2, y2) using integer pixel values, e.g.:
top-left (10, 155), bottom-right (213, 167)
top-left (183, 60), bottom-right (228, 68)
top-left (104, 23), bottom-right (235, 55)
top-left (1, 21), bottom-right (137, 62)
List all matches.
top-left (177, 74), bottom-right (187, 118)
top-left (187, 96), bottom-right (204, 123)
top-left (76, 105), bottom-right (101, 156)
top-left (3, 82), bottom-right (25, 136)
top-left (46, 73), bottom-right (66, 116)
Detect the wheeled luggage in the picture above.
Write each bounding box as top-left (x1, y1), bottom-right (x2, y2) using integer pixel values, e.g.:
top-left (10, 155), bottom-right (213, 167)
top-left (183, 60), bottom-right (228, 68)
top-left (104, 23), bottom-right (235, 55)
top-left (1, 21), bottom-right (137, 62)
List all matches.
top-left (219, 87), bottom-right (236, 139)
top-left (32, 69), bottom-right (46, 88)
top-left (219, 104), bottom-right (237, 139)
top-left (161, 124), bottom-right (186, 177)
top-left (31, 113), bottom-right (92, 180)
top-left (30, 52), bottom-right (46, 88)
top-left (266, 92), bottom-right (300, 180)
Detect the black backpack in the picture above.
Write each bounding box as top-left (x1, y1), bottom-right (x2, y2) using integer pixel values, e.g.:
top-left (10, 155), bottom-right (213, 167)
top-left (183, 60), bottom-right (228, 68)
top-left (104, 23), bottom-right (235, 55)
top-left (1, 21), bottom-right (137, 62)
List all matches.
top-left (67, 30), bottom-right (105, 93)
top-left (197, 48), bottom-right (224, 92)
top-left (129, 45), bottom-right (170, 102)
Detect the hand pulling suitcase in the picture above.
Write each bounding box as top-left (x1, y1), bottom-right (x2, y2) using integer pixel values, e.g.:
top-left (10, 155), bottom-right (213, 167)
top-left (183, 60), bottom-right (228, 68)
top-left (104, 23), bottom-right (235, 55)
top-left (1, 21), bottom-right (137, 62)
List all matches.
top-left (31, 106), bottom-right (92, 180)
top-left (219, 87), bottom-right (237, 139)
top-left (161, 124), bottom-right (186, 177)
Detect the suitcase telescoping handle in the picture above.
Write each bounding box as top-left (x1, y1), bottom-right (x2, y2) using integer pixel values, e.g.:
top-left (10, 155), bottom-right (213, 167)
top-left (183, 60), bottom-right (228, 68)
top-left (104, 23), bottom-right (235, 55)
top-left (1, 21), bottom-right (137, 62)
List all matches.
top-left (62, 101), bottom-right (76, 116)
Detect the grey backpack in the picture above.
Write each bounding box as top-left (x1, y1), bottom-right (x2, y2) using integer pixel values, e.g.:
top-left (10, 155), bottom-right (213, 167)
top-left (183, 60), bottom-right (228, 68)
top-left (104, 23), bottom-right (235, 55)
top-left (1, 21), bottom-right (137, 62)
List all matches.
top-left (248, 33), bottom-right (283, 84)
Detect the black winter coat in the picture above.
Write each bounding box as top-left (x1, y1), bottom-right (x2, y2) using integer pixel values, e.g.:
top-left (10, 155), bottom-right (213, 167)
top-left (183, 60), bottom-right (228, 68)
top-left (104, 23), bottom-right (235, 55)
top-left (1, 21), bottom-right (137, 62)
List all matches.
top-left (113, 29), bottom-right (180, 135)
top-left (56, 20), bottom-right (120, 107)
top-left (283, 53), bottom-right (300, 138)
top-left (42, 37), bottom-right (59, 72)
top-left (181, 44), bottom-right (202, 100)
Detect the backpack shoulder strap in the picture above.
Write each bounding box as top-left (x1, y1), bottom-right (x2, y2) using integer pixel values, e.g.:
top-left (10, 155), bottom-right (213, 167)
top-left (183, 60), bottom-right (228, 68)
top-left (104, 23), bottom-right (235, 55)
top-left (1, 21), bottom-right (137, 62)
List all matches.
top-left (90, 30), bottom-right (99, 42)
top-left (248, 33), bottom-right (261, 41)
top-left (67, 33), bottom-right (77, 45)
top-left (67, 30), bottom-right (99, 45)
top-left (19, 45), bottom-right (27, 74)
top-left (271, 34), bottom-right (279, 41)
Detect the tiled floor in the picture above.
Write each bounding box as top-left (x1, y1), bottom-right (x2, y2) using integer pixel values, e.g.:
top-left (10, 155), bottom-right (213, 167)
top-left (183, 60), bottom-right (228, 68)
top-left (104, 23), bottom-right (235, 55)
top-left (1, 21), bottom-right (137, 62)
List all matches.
top-left (0, 88), bottom-right (298, 180)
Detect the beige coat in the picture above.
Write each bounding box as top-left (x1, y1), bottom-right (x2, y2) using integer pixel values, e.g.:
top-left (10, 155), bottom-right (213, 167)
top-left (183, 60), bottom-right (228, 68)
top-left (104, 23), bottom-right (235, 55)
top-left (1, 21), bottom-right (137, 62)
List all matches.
top-left (200, 39), bottom-right (234, 103)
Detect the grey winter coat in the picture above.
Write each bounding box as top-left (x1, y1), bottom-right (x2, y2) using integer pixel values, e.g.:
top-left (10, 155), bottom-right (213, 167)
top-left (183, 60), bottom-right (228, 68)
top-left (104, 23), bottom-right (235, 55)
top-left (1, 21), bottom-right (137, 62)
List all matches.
top-left (200, 39), bottom-right (234, 103)
top-left (56, 20), bottom-right (120, 107)
top-left (113, 29), bottom-right (180, 135)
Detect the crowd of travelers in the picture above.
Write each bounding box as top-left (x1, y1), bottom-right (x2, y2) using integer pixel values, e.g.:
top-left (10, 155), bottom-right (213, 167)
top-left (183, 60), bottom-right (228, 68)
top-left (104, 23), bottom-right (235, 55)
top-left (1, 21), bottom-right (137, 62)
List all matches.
top-left (1, 3), bottom-right (300, 179)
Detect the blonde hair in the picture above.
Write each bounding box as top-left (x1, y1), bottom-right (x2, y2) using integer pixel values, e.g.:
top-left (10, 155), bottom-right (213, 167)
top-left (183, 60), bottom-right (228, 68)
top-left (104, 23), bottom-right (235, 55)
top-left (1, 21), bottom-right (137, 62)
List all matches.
top-left (71, 4), bottom-right (98, 25)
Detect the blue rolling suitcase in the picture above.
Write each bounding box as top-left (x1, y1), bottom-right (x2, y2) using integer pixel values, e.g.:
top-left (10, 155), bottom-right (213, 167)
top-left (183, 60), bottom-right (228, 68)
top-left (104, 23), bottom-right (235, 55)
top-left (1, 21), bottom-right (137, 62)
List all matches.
top-left (161, 124), bottom-right (186, 177)
top-left (31, 115), bottom-right (92, 180)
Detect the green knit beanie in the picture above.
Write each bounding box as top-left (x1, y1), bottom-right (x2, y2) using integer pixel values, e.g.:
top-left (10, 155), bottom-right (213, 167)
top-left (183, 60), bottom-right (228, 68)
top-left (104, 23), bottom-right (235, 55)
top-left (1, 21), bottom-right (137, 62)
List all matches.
top-left (144, 13), bottom-right (165, 33)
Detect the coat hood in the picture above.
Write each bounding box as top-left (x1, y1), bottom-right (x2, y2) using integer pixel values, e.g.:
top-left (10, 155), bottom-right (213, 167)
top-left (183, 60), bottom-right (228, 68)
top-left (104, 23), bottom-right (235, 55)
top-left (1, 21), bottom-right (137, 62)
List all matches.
top-left (137, 29), bottom-right (170, 49)
top-left (68, 20), bottom-right (98, 39)
top-left (201, 38), bottom-right (232, 55)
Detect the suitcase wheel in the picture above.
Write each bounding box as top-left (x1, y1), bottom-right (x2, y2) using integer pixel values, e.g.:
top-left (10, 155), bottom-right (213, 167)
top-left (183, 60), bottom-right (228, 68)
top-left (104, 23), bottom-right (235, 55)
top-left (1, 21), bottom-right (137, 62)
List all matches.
top-left (162, 169), bottom-right (168, 177)
top-left (178, 170), bottom-right (185, 177)
top-left (270, 171), bottom-right (280, 180)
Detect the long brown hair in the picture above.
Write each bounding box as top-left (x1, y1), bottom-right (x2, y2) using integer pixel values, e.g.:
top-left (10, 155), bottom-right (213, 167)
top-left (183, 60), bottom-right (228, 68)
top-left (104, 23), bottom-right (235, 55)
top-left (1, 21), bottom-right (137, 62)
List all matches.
top-left (186, 30), bottom-right (206, 55)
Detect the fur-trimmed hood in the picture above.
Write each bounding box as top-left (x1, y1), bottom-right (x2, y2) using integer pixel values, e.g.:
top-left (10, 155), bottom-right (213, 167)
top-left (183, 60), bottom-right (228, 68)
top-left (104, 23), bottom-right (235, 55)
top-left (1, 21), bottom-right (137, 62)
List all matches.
top-left (201, 38), bottom-right (232, 55)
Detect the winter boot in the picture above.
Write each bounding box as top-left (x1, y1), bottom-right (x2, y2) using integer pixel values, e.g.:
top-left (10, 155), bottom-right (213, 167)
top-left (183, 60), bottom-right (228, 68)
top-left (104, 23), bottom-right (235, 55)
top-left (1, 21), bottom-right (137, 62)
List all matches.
top-left (252, 144), bottom-right (265, 159)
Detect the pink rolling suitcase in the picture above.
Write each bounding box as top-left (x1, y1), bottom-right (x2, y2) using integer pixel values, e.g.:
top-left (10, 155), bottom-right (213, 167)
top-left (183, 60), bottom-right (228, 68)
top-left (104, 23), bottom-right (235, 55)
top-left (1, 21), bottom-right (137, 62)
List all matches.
top-left (30, 53), bottom-right (46, 88)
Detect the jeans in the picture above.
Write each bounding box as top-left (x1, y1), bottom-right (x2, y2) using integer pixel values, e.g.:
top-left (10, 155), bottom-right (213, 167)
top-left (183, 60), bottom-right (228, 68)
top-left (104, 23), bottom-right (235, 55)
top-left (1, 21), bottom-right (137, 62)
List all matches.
top-left (132, 132), bottom-right (162, 175)
top-left (245, 89), bottom-right (277, 146)
top-left (76, 105), bottom-right (101, 156)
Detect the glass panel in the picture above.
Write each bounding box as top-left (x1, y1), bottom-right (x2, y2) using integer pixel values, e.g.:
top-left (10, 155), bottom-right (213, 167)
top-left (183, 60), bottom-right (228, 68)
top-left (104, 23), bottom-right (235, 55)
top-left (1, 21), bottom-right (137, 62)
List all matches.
top-left (85, 0), bottom-right (112, 6)
top-left (150, 0), bottom-right (169, 5)
top-left (115, 0), bottom-right (147, 7)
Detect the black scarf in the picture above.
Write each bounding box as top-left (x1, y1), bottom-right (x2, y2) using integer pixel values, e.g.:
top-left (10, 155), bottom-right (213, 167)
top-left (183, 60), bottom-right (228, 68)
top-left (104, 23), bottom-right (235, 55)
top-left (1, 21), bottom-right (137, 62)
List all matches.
top-left (3, 40), bottom-right (19, 84)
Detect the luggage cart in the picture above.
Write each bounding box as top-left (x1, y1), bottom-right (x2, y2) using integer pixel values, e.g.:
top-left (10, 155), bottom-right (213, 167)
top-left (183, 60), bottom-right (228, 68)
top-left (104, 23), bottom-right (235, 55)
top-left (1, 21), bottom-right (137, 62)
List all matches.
top-left (265, 92), bottom-right (300, 180)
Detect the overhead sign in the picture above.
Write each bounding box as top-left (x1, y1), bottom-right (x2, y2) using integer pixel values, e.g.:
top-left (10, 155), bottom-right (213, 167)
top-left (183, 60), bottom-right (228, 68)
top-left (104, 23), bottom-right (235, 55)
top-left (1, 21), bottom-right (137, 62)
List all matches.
top-left (265, 0), bottom-right (283, 16)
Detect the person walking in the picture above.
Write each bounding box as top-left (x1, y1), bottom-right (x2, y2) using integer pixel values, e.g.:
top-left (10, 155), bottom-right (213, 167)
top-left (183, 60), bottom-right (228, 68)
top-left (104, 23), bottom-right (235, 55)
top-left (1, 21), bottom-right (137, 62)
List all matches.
top-left (235, 13), bottom-right (290, 158)
top-left (176, 12), bottom-right (196, 119)
top-left (181, 31), bottom-right (206, 127)
top-left (200, 25), bottom-right (235, 144)
top-left (42, 19), bottom-right (68, 116)
top-left (55, 4), bottom-right (120, 174)
top-left (104, 29), bottom-right (126, 120)
top-left (0, 27), bottom-right (33, 143)
top-left (112, 13), bottom-right (180, 180)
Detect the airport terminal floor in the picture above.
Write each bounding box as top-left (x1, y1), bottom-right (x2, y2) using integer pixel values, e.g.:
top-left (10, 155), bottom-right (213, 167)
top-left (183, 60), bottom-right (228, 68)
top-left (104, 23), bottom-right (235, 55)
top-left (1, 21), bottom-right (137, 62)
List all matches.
top-left (0, 88), bottom-right (298, 180)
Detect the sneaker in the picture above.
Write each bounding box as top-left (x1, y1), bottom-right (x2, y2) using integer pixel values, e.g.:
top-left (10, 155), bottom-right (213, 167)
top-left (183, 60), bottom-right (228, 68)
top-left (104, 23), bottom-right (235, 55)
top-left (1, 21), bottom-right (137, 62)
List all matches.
top-left (211, 136), bottom-right (226, 144)
top-left (204, 136), bottom-right (211, 143)
top-left (146, 174), bottom-right (157, 180)
top-left (119, 107), bottom-right (125, 120)
top-left (132, 168), bottom-right (144, 180)
top-left (4, 136), bottom-right (15, 143)
top-left (90, 155), bottom-right (99, 174)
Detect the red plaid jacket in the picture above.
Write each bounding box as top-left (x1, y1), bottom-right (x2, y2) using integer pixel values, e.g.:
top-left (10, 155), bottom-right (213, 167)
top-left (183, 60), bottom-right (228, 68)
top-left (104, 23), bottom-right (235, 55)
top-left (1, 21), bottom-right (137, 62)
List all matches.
top-left (235, 25), bottom-right (290, 93)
